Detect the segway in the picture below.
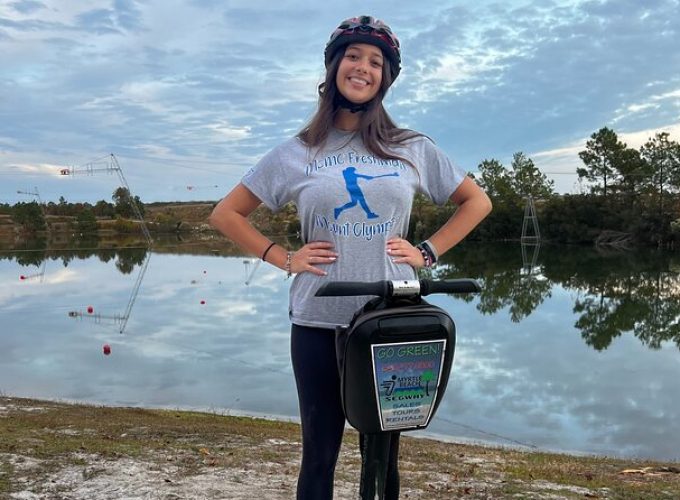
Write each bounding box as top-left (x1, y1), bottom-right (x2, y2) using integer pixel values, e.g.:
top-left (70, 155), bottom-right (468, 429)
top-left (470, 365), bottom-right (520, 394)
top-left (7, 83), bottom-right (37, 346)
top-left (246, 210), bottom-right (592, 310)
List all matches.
top-left (315, 278), bottom-right (481, 499)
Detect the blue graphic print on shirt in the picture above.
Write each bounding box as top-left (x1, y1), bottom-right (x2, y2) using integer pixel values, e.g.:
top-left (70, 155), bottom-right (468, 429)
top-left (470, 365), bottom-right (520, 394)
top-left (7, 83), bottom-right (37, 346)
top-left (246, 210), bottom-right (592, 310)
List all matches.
top-left (334, 166), bottom-right (400, 220)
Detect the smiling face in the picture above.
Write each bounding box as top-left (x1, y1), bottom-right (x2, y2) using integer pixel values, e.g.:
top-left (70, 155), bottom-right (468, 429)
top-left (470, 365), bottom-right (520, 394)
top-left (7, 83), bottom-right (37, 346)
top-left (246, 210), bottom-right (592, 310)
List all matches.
top-left (335, 43), bottom-right (384, 105)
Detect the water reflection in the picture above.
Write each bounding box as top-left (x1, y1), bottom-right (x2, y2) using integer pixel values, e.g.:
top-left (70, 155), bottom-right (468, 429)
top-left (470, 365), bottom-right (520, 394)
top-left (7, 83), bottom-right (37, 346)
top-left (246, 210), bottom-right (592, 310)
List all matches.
top-left (67, 253), bottom-right (150, 334)
top-left (1, 241), bottom-right (679, 461)
top-left (5, 239), bottom-right (680, 354)
top-left (437, 242), bottom-right (680, 351)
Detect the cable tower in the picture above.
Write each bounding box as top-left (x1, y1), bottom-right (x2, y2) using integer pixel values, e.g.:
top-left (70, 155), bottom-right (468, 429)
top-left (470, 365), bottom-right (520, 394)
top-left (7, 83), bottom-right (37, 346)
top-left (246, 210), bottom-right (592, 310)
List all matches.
top-left (520, 195), bottom-right (541, 277)
top-left (16, 186), bottom-right (47, 224)
top-left (68, 253), bottom-right (151, 334)
top-left (15, 186), bottom-right (50, 281)
top-left (521, 195), bottom-right (540, 243)
top-left (521, 241), bottom-right (541, 277)
top-left (16, 187), bottom-right (43, 205)
top-left (243, 258), bottom-right (261, 286)
top-left (60, 154), bottom-right (152, 245)
top-left (19, 259), bottom-right (47, 283)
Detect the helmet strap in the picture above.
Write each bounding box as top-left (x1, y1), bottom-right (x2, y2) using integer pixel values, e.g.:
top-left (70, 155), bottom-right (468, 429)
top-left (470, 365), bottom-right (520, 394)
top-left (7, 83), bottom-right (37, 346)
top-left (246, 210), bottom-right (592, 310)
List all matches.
top-left (334, 93), bottom-right (369, 113)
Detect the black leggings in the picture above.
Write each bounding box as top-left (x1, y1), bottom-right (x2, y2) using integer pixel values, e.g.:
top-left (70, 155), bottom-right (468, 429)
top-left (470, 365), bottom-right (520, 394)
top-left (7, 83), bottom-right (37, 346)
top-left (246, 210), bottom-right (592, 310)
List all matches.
top-left (291, 324), bottom-right (399, 500)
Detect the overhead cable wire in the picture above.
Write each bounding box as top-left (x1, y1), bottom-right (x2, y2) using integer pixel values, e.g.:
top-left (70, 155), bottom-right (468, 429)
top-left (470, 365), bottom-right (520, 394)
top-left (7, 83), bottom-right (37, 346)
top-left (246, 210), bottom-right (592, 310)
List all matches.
top-left (435, 415), bottom-right (539, 450)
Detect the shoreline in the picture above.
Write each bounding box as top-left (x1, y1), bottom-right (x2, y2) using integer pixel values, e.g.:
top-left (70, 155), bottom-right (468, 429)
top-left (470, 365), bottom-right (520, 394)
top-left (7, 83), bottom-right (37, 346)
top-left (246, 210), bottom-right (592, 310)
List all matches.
top-left (2, 396), bottom-right (679, 499)
top-left (2, 394), bottom-right (594, 458)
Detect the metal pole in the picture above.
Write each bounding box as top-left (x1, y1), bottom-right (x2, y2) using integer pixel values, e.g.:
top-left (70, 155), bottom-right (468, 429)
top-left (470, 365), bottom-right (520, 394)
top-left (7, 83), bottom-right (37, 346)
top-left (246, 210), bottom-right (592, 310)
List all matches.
top-left (360, 433), bottom-right (389, 499)
top-left (109, 154), bottom-right (152, 245)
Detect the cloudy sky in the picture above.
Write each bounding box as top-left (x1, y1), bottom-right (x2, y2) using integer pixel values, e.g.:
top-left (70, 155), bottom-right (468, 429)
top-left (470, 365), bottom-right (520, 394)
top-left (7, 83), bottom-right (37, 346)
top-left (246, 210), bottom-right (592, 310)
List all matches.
top-left (1, 0), bottom-right (679, 204)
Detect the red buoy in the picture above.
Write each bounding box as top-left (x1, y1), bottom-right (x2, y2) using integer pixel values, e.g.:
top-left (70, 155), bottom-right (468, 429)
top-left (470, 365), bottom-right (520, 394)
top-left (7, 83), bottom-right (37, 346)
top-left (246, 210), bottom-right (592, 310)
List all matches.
top-left (20, 275), bottom-right (26, 280)
top-left (200, 300), bottom-right (206, 305)
top-left (87, 306), bottom-right (94, 314)
top-left (103, 344), bottom-right (111, 355)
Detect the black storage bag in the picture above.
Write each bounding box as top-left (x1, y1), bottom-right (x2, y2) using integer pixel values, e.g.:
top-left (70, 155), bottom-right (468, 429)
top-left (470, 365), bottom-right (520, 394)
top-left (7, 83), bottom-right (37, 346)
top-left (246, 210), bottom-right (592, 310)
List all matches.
top-left (335, 295), bottom-right (456, 434)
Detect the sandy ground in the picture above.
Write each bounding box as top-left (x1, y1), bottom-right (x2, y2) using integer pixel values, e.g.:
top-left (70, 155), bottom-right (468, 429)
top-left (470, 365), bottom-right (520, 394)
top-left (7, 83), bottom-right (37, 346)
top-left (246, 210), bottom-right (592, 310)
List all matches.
top-left (4, 449), bottom-right (601, 500)
top-left (2, 397), bottom-right (680, 499)
top-left (6, 452), bottom-right (313, 500)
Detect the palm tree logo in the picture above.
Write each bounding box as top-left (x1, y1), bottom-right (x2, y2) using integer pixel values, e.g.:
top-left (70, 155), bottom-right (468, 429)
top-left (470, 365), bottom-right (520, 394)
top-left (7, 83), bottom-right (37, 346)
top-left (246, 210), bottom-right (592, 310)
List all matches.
top-left (421, 370), bottom-right (435, 397)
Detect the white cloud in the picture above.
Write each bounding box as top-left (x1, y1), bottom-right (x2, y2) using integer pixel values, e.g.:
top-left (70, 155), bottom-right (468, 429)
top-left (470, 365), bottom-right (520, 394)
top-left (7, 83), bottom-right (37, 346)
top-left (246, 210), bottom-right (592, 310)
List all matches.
top-left (118, 80), bottom-right (181, 115)
top-left (627, 103), bottom-right (659, 114)
top-left (612, 86), bottom-right (680, 124)
top-left (133, 144), bottom-right (172, 157)
top-left (204, 121), bottom-right (251, 141)
top-left (43, 268), bottom-right (79, 285)
top-left (3, 163), bottom-right (69, 176)
top-left (213, 301), bottom-right (257, 318)
top-left (618, 123), bottom-right (680, 148)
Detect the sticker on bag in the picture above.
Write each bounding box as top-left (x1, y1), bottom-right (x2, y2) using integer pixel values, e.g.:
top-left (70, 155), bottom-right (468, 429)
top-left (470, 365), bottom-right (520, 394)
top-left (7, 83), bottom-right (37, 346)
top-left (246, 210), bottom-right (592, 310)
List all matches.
top-left (371, 339), bottom-right (447, 431)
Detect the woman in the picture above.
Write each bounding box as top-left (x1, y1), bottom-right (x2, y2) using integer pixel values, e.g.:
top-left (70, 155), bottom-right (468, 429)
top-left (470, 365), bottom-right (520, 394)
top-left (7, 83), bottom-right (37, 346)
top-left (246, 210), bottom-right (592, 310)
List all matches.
top-left (209, 15), bottom-right (492, 499)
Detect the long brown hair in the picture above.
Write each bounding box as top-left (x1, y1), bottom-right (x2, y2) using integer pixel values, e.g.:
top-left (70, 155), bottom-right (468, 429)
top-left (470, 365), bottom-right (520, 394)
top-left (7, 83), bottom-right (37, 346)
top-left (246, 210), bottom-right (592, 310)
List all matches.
top-left (297, 49), bottom-right (422, 164)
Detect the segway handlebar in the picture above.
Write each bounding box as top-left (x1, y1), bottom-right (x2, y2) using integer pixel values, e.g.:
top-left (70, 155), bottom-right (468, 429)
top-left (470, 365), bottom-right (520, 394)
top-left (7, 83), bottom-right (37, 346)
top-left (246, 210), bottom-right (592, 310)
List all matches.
top-left (315, 278), bottom-right (481, 298)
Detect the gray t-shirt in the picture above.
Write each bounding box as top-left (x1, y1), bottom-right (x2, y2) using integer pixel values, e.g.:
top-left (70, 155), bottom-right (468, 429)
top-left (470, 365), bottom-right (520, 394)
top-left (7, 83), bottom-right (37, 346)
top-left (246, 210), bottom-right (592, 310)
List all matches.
top-left (242, 128), bottom-right (466, 329)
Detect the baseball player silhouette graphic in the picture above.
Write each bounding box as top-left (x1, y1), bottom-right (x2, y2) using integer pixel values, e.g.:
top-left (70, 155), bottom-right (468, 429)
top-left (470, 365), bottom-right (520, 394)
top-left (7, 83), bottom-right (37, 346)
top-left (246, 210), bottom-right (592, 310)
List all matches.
top-left (334, 166), bottom-right (399, 220)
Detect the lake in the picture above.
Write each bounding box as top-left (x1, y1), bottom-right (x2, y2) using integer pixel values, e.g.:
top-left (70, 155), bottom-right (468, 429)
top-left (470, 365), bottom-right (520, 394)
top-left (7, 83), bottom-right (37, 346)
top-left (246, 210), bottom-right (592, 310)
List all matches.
top-left (2, 239), bottom-right (679, 461)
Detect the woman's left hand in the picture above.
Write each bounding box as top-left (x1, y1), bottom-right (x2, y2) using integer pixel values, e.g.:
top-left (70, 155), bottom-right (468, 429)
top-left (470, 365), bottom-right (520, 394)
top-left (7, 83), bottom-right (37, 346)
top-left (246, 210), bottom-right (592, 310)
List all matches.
top-left (386, 237), bottom-right (425, 268)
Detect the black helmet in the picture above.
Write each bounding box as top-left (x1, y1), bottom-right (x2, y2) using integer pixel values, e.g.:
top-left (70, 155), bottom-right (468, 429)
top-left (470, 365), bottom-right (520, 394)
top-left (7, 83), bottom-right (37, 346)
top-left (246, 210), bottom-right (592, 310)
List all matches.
top-left (324, 15), bottom-right (401, 81)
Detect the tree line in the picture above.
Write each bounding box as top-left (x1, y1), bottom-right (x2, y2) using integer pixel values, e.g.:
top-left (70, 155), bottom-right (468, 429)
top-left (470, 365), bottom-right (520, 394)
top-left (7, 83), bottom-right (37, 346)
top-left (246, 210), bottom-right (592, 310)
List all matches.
top-left (1, 187), bottom-right (144, 234)
top-left (410, 127), bottom-right (680, 247)
top-left (5, 127), bottom-right (680, 247)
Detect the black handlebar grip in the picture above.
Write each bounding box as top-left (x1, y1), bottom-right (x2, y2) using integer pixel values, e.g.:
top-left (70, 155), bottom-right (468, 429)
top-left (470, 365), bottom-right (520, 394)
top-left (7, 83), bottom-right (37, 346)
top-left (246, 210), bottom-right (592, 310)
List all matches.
top-left (420, 278), bottom-right (481, 296)
top-left (315, 281), bottom-right (390, 297)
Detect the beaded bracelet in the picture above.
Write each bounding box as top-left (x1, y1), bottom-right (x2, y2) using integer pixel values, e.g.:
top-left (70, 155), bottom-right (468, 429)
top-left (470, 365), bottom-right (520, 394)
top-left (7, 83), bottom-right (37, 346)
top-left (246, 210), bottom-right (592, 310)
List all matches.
top-left (285, 251), bottom-right (292, 279)
top-left (421, 239), bottom-right (439, 262)
top-left (416, 244), bottom-right (432, 268)
top-left (416, 242), bottom-right (437, 268)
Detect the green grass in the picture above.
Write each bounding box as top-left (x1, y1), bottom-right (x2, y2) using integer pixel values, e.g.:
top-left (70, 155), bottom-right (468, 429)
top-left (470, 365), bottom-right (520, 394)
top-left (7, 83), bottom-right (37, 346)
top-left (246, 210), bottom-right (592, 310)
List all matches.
top-left (500, 449), bottom-right (680, 499)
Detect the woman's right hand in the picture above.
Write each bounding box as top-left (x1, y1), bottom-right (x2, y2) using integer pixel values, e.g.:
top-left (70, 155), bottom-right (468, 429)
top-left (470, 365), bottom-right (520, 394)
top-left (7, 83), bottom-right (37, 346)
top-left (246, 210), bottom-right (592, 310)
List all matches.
top-left (290, 241), bottom-right (338, 276)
